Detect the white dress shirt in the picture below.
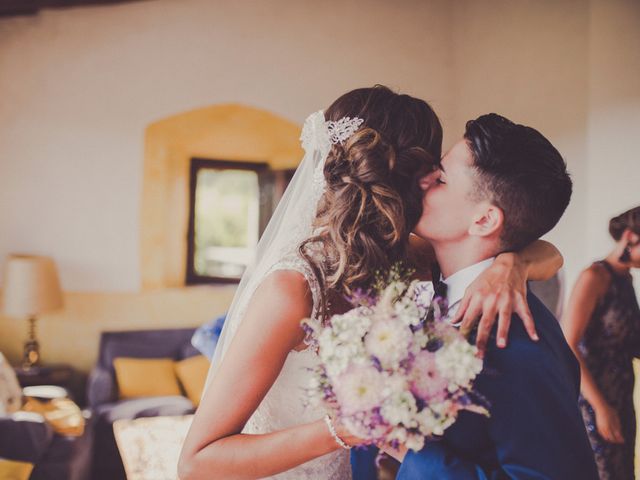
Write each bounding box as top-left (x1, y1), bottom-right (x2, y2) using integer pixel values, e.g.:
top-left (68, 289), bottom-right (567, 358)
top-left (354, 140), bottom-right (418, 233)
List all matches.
top-left (442, 257), bottom-right (495, 326)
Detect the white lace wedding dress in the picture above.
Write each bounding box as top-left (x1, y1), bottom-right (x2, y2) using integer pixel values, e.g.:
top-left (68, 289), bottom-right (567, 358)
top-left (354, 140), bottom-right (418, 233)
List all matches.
top-left (241, 252), bottom-right (352, 480)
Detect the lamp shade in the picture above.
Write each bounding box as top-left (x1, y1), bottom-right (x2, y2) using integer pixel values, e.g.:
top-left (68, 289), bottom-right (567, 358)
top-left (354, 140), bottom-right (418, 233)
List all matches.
top-left (1, 255), bottom-right (63, 317)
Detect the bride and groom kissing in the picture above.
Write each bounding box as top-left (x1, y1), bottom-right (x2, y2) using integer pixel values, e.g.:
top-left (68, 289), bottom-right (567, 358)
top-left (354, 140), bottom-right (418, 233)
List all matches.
top-left (178, 86), bottom-right (599, 479)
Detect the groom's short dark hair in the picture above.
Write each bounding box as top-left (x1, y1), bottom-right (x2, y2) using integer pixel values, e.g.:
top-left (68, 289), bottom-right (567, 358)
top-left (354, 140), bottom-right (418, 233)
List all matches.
top-left (464, 113), bottom-right (572, 251)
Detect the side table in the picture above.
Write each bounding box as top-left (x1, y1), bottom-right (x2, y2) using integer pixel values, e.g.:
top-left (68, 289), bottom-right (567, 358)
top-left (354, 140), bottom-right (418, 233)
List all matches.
top-left (14, 364), bottom-right (81, 403)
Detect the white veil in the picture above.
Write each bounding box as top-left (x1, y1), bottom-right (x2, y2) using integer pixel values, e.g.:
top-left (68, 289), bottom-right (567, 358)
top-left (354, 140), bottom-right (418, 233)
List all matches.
top-left (202, 110), bottom-right (364, 393)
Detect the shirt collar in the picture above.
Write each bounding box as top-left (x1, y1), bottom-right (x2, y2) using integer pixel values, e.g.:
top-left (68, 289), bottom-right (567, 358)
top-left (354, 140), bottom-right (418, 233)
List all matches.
top-left (442, 257), bottom-right (496, 308)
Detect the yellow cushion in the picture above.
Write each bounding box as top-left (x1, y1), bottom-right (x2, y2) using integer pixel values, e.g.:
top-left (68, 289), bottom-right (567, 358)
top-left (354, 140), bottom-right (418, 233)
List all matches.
top-left (113, 358), bottom-right (182, 399)
top-left (174, 355), bottom-right (210, 406)
top-left (0, 459), bottom-right (33, 480)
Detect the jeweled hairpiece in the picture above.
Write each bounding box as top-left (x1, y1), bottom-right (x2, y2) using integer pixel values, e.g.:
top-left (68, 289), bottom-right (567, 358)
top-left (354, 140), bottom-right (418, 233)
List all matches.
top-left (326, 116), bottom-right (365, 145)
top-left (300, 110), bottom-right (365, 155)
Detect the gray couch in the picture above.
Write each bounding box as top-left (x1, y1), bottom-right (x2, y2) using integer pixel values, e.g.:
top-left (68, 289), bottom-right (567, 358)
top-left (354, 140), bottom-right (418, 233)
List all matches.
top-left (87, 328), bottom-right (200, 480)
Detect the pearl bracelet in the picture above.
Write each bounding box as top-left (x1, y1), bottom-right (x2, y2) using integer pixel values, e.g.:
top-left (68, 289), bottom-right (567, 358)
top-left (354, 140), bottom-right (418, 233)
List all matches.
top-left (324, 414), bottom-right (351, 450)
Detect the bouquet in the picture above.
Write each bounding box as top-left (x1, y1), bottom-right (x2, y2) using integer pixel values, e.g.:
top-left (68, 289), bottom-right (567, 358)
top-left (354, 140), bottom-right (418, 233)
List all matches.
top-left (303, 265), bottom-right (489, 452)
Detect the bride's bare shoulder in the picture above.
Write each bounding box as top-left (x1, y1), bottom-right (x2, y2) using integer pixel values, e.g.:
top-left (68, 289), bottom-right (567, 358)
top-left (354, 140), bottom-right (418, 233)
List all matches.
top-left (254, 269), bottom-right (314, 318)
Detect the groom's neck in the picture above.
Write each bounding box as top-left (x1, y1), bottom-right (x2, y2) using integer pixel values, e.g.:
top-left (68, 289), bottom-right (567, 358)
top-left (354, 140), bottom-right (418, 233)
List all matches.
top-left (432, 239), bottom-right (498, 279)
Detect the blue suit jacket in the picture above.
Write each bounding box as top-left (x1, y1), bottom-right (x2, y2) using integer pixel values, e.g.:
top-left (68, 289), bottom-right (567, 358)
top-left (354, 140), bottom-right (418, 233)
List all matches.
top-left (351, 292), bottom-right (598, 479)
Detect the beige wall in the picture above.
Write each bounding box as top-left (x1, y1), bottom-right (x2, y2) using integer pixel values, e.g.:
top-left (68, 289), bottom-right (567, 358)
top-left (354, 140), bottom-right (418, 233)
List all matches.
top-left (449, 0), bottom-right (591, 293)
top-left (0, 0), bottom-right (453, 371)
top-left (0, 0), bottom-right (638, 374)
top-left (0, 0), bottom-right (453, 293)
top-left (586, 0), bottom-right (640, 268)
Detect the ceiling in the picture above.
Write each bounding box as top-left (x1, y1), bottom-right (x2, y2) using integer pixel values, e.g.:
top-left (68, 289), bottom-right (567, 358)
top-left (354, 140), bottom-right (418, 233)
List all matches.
top-left (0, 0), bottom-right (146, 17)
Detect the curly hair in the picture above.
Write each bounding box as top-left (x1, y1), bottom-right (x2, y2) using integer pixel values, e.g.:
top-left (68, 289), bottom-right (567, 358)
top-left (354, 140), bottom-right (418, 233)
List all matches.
top-left (299, 85), bottom-right (442, 317)
top-left (609, 206), bottom-right (640, 240)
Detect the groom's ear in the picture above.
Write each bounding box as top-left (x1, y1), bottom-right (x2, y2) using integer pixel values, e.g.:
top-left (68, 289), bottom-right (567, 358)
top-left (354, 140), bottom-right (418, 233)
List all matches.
top-left (468, 203), bottom-right (504, 239)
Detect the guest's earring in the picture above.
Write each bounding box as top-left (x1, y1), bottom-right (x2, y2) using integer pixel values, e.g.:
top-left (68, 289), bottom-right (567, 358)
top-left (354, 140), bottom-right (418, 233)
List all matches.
top-left (619, 244), bottom-right (631, 263)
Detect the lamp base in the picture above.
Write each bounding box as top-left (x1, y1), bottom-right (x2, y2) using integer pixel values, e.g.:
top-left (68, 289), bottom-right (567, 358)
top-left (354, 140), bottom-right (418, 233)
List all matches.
top-left (22, 316), bottom-right (40, 370)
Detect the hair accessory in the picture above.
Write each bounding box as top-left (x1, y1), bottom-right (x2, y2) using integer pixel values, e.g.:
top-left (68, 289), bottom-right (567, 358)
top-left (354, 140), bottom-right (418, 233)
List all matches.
top-left (326, 116), bottom-right (365, 145)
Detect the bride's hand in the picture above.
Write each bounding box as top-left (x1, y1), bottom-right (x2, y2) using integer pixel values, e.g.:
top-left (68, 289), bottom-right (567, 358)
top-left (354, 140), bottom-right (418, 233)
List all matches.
top-left (452, 252), bottom-right (539, 354)
top-left (332, 420), bottom-right (370, 448)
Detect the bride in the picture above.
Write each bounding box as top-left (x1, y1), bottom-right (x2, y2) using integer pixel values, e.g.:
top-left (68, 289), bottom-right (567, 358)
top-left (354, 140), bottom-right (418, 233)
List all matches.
top-left (178, 86), bottom-right (561, 480)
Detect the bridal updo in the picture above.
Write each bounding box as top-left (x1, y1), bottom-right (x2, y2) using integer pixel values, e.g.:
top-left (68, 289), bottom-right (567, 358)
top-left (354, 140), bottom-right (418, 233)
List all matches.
top-left (300, 85), bottom-right (442, 310)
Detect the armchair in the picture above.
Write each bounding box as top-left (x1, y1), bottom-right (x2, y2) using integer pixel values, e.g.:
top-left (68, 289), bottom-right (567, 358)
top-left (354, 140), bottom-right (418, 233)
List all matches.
top-left (87, 328), bottom-right (200, 480)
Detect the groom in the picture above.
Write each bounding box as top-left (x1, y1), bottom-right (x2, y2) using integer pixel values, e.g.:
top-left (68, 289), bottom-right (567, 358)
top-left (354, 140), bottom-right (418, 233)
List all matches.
top-left (351, 114), bottom-right (598, 479)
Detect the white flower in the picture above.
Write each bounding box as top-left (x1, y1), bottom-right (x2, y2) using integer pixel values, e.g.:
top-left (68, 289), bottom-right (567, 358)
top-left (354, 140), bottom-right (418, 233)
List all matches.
top-left (333, 365), bottom-right (387, 415)
top-left (386, 426), bottom-right (408, 443)
top-left (384, 427), bottom-right (425, 452)
top-left (331, 307), bottom-right (372, 341)
top-left (319, 335), bottom-right (367, 379)
top-left (381, 391), bottom-right (418, 427)
top-left (435, 339), bottom-right (483, 389)
top-left (412, 329), bottom-right (430, 350)
top-left (427, 400), bottom-right (458, 435)
top-left (414, 404), bottom-right (456, 437)
top-left (378, 281), bottom-right (407, 314)
top-left (393, 296), bottom-right (422, 327)
top-left (405, 432), bottom-right (426, 452)
top-left (364, 319), bottom-right (412, 368)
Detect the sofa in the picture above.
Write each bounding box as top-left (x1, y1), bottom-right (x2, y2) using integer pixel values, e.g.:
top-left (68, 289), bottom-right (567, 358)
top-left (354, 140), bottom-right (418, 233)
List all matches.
top-left (87, 328), bottom-right (200, 480)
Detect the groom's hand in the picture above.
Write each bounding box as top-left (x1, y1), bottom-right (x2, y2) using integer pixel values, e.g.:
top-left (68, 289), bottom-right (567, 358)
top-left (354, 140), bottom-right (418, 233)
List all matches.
top-left (455, 254), bottom-right (538, 354)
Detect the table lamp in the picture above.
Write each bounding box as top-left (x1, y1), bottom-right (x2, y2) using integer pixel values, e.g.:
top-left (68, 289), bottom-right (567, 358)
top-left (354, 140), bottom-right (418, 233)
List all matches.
top-left (1, 254), bottom-right (63, 369)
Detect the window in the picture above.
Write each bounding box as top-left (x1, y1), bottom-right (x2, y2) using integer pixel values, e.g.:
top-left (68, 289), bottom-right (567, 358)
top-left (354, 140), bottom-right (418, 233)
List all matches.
top-left (186, 158), bottom-right (294, 284)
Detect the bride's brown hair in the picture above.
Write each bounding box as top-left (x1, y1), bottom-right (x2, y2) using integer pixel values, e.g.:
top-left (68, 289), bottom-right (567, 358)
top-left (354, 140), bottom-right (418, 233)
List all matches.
top-left (299, 85), bottom-right (442, 315)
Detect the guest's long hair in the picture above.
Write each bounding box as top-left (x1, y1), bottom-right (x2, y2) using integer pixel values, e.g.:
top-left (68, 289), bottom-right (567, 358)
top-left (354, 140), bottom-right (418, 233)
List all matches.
top-left (299, 85), bottom-right (442, 317)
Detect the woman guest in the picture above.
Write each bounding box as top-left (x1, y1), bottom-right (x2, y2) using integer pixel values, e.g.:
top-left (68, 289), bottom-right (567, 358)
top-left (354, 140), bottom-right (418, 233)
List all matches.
top-left (563, 206), bottom-right (640, 480)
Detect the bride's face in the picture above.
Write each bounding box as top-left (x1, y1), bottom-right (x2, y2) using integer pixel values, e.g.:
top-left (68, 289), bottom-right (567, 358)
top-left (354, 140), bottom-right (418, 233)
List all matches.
top-left (413, 140), bottom-right (479, 242)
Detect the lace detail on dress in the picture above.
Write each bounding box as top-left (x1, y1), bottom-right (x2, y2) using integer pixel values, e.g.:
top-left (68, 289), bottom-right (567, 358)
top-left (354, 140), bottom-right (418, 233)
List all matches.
top-left (242, 250), bottom-right (352, 479)
top-left (268, 250), bottom-right (322, 335)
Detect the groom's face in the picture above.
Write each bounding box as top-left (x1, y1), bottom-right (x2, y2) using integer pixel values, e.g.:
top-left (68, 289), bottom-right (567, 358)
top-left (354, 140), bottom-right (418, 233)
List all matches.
top-left (414, 140), bottom-right (480, 242)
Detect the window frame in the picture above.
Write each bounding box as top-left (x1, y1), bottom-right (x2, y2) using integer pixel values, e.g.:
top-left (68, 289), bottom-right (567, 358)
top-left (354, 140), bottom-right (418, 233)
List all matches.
top-left (186, 157), bottom-right (269, 285)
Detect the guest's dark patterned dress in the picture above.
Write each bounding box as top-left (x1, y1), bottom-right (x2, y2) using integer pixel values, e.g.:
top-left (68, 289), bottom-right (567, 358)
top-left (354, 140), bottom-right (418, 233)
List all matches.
top-left (579, 261), bottom-right (640, 480)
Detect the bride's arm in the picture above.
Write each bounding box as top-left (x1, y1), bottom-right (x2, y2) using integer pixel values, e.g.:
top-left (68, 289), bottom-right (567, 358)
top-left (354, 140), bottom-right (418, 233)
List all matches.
top-left (455, 239), bottom-right (563, 352)
top-left (178, 271), bottom-right (354, 480)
